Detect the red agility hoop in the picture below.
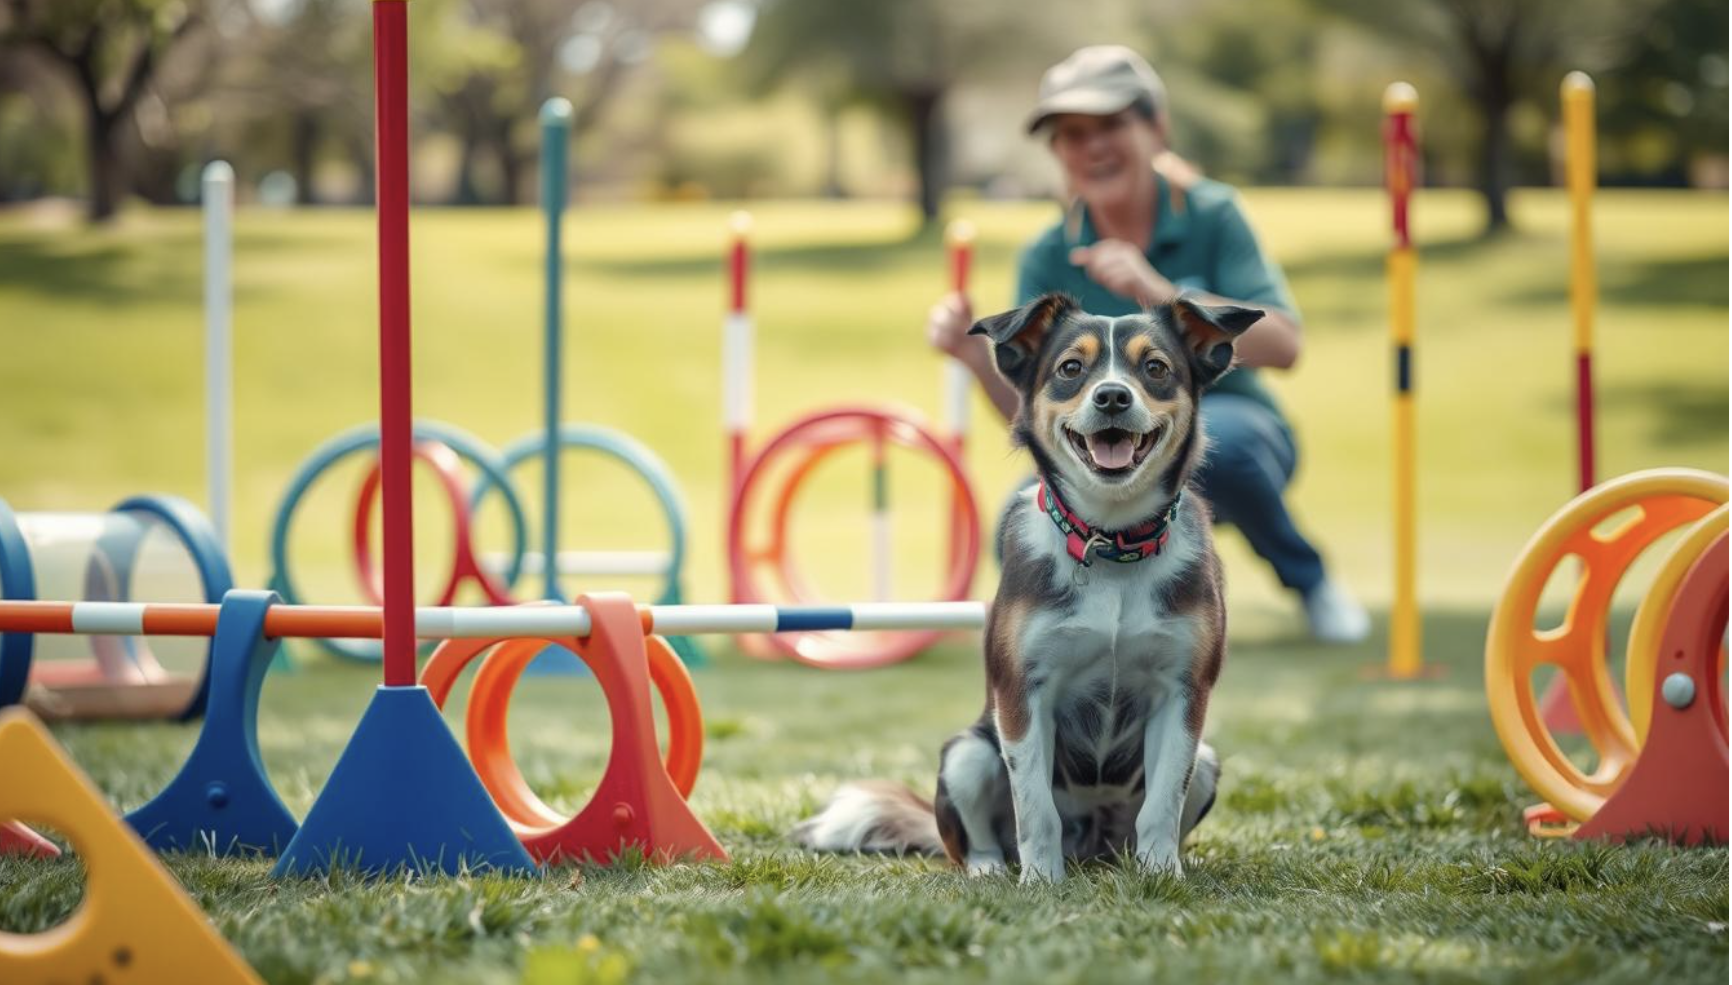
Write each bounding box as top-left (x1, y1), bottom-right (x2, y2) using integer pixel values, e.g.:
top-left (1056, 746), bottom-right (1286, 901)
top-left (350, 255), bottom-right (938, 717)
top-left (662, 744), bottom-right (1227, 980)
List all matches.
top-left (352, 440), bottom-right (513, 608)
top-left (728, 406), bottom-right (979, 669)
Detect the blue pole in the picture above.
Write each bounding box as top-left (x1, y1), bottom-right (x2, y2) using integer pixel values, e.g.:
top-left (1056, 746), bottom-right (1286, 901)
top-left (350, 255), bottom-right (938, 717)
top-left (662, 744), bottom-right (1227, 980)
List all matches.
top-left (540, 98), bottom-right (573, 602)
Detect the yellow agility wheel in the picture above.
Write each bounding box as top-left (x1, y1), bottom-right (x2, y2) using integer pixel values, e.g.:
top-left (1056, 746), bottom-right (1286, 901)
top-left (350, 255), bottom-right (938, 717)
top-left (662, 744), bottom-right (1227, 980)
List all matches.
top-left (1485, 468), bottom-right (1727, 824)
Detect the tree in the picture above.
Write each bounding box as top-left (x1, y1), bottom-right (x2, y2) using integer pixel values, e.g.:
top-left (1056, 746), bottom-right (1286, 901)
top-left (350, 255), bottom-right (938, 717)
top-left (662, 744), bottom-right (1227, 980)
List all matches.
top-left (0, 0), bottom-right (204, 222)
top-left (1307, 0), bottom-right (1660, 234)
top-left (742, 0), bottom-right (1115, 225)
top-left (425, 0), bottom-right (703, 205)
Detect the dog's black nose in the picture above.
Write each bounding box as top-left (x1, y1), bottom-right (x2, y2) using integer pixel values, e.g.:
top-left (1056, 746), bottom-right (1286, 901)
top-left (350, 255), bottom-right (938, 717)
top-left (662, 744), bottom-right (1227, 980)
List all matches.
top-left (1092, 383), bottom-right (1134, 414)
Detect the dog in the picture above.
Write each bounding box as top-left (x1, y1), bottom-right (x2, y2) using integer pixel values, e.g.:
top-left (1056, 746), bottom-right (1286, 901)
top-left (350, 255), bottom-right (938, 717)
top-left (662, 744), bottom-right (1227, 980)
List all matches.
top-left (791, 292), bottom-right (1262, 883)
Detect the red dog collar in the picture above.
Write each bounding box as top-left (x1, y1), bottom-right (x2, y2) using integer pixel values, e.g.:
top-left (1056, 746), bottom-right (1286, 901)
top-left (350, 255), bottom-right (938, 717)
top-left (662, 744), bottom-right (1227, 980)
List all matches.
top-left (1037, 481), bottom-right (1182, 567)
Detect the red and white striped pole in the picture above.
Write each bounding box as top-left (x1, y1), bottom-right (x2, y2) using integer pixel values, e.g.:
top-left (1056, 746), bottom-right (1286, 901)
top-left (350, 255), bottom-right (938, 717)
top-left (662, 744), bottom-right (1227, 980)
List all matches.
top-left (942, 220), bottom-right (975, 580)
top-left (942, 220), bottom-right (975, 450)
top-left (724, 211), bottom-right (753, 500)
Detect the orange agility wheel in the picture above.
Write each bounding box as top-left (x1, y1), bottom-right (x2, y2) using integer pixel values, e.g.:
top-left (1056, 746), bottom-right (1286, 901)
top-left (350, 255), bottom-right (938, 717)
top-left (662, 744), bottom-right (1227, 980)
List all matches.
top-left (1486, 468), bottom-right (1728, 829)
top-left (419, 595), bottom-right (723, 863)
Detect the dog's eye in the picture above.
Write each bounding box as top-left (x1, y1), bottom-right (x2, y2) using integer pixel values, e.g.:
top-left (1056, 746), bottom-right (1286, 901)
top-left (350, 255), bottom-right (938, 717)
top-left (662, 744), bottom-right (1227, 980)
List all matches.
top-left (1144, 358), bottom-right (1171, 381)
top-left (1057, 359), bottom-right (1084, 379)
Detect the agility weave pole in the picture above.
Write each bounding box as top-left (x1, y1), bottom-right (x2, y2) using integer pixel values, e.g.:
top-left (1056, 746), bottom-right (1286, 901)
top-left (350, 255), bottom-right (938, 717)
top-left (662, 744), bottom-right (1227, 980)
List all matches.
top-left (1381, 82), bottom-right (1423, 679)
top-left (260, 0), bottom-right (537, 878)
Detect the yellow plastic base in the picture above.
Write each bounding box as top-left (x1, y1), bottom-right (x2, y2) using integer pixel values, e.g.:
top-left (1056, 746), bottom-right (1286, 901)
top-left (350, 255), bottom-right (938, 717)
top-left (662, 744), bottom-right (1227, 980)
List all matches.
top-left (0, 708), bottom-right (263, 985)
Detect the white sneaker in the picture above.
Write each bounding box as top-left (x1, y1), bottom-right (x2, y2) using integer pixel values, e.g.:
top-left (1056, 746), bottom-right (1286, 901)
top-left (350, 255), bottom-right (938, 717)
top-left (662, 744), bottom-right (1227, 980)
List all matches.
top-left (1302, 578), bottom-right (1371, 644)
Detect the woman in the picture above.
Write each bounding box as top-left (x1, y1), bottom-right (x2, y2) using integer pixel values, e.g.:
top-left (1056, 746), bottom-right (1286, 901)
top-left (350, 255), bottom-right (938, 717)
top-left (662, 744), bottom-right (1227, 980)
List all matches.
top-left (928, 45), bottom-right (1368, 643)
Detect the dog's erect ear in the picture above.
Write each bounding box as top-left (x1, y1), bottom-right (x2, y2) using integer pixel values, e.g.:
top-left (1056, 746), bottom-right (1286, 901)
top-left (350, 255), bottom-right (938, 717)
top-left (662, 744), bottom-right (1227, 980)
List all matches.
top-left (968, 293), bottom-right (1076, 390)
top-left (1172, 294), bottom-right (1264, 386)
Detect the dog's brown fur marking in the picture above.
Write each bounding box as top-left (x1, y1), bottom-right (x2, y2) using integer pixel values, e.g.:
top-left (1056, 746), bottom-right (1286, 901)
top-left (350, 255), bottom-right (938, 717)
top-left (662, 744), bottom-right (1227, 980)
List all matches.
top-left (1124, 334), bottom-right (1154, 365)
top-left (986, 597), bottom-right (1032, 742)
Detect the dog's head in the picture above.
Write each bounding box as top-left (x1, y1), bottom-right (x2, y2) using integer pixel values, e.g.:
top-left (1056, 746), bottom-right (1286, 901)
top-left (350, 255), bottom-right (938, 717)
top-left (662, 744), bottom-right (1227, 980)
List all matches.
top-left (970, 293), bottom-right (1263, 523)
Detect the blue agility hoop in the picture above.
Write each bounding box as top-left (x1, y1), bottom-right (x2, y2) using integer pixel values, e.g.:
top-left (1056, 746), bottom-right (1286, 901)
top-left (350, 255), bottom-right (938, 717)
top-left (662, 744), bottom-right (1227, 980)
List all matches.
top-left (469, 424), bottom-right (706, 667)
top-left (0, 496), bottom-right (37, 709)
top-left (267, 420), bottom-right (529, 662)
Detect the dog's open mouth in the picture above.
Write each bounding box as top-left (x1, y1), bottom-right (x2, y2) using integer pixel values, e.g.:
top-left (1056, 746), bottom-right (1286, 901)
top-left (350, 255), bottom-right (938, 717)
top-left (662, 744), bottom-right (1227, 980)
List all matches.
top-left (1065, 424), bottom-right (1162, 476)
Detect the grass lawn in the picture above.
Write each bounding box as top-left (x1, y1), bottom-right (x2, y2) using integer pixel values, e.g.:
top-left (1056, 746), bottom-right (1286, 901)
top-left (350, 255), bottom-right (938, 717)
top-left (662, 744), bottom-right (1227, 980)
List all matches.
top-left (0, 191), bottom-right (1727, 984)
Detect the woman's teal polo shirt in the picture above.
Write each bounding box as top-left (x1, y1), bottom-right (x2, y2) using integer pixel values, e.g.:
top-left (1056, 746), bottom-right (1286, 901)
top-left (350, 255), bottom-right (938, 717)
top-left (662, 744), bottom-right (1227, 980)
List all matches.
top-left (1015, 172), bottom-right (1296, 423)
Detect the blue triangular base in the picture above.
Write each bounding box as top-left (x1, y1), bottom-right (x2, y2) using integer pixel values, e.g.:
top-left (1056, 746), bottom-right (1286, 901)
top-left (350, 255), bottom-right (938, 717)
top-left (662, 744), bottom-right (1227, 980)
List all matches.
top-left (272, 685), bottom-right (536, 877)
top-left (127, 591), bottom-right (297, 854)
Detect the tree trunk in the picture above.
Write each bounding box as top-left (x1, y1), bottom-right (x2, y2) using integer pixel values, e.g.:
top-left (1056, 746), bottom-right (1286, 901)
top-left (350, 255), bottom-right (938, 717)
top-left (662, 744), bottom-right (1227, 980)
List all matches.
top-left (496, 129), bottom-right (525, 206)
top-left (453, 128), bottom-right (482, 205)
top-left (1476, 81), bottom-right (1513, 234)
top-left (291, 109), bottom-right (320, 205)
top-left (905, 87), bottom-right (945, 224)
top-left (84, 106), bottom-right (123, 224)
top-left (821, 106), bottom-right (845, 199)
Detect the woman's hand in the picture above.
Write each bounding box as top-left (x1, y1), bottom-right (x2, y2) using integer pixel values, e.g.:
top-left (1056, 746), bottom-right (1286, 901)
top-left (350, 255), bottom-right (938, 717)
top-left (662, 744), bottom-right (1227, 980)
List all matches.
top-left (1068, 240), bottom-right (1176, 308)
top-left (925, 292), bottom-right (975, 359)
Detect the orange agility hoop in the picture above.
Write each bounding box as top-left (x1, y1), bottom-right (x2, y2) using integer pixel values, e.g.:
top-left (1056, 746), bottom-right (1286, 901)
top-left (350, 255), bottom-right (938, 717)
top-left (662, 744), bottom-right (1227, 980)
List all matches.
top-left (728, 407), bottom-right (980, 669)
top-left (418, 593), bottom-right (723, 863)
top-left (721, 214), bottom-right (982, 669)
top-left (1486, 468), bottom-right (1729, 843)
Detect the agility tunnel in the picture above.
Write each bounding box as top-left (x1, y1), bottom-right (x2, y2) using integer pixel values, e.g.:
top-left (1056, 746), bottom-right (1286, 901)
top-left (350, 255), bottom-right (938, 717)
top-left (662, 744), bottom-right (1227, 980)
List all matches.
top-left (0, 495), bottom-right (231, 721)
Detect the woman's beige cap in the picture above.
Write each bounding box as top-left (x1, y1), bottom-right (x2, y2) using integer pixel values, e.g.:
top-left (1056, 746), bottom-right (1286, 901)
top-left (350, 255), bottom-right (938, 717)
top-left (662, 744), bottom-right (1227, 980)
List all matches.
top-left (1027, 45), bottom-right (1166, 134)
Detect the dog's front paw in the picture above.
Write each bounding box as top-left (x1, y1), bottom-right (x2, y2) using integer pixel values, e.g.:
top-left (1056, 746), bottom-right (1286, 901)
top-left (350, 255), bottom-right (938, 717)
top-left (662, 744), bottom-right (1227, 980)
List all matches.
top-left (1017, 851), bottom-right (1066, 885)
top-left (1135, 844), bottom-right (1184, 879)
top-left (965, 854), bottom-right (1008, 878)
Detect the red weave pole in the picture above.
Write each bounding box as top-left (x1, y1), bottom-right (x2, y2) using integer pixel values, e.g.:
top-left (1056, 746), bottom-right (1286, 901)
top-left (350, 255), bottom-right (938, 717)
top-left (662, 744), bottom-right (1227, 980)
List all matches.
top-left (729, 235), bottom-right (748, 314)
top-left (374, 0), bottom-right (415, 687)
top-left (1384, 112), bottom-right (1414, 249)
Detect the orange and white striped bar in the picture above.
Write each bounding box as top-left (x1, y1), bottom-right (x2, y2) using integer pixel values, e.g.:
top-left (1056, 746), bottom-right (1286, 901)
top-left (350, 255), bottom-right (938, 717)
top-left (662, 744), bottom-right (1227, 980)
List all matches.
top-left (0, 600), bottom-right (987, 640)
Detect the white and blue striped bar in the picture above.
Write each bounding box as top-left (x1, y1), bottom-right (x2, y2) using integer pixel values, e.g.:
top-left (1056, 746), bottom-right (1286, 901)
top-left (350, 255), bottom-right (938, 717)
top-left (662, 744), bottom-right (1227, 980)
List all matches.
top-left (23, 600), bottom-right (988, 639)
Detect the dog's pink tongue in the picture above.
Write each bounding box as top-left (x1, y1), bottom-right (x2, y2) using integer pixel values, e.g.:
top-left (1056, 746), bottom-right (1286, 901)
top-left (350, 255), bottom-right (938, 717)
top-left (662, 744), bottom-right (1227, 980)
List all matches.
top-left (1086, 432), bottom-right (1135, 469)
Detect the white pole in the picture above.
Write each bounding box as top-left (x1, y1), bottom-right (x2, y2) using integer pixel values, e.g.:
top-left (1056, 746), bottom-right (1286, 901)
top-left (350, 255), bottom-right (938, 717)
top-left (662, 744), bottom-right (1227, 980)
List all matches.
top-left (943, 360), bottom-right (971, 440)
top-left (203, 161), bottom-right (234, 556)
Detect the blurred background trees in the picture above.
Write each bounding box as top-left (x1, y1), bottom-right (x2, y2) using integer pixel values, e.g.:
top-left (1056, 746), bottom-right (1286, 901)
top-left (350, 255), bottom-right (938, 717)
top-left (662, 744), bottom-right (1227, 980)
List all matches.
top-left (0, 0), bottom-right (1724, 227)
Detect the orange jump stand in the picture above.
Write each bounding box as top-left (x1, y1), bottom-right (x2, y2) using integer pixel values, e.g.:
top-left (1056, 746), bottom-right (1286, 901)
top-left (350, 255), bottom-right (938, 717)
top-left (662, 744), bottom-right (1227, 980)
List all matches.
top-left (419, 593), bottom-right (726, 864)
top-left (1486, 468), bottom-right (1728, 845)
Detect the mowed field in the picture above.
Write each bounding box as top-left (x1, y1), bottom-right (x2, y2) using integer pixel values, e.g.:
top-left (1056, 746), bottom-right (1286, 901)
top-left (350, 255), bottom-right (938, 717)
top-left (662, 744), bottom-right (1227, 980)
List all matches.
top-left (0, 190), bottom-right (1726, 984)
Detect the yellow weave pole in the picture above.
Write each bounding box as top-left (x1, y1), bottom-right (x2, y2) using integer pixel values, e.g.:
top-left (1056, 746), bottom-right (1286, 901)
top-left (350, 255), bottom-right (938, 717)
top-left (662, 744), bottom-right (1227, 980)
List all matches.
top-left (1382, 82), bottom-right (1424, 677)
top-left (1562, 71), bottom-right (1597, 494)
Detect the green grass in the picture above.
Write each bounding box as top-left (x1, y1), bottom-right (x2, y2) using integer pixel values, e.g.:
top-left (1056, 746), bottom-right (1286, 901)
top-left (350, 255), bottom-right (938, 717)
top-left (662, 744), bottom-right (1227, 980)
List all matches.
top-left (0, 191), bottom-right (1727, 983)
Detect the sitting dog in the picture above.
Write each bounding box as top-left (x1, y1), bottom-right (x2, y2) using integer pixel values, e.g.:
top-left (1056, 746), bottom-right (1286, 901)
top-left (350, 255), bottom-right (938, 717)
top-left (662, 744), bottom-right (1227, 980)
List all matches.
top-left (792, 292), bottom-right (1262, 883)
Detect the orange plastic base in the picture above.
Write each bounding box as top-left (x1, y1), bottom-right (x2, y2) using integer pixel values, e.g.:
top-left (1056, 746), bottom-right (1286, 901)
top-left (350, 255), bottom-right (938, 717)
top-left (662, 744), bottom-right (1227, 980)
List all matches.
top-left (421, 594), bottom-right (726, 865)
top-left (1576, 534), bottom-right (1728, 846)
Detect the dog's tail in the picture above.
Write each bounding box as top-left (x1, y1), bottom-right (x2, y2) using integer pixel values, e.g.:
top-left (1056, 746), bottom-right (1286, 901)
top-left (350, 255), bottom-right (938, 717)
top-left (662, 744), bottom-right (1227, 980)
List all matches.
top-left (790, 780), bottom-right (943, 857)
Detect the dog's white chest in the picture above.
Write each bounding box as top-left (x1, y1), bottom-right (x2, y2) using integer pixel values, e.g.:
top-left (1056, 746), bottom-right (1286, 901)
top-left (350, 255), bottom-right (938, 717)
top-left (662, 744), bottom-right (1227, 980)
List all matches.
top-left (1011, 499), bottom-right (1199, 682)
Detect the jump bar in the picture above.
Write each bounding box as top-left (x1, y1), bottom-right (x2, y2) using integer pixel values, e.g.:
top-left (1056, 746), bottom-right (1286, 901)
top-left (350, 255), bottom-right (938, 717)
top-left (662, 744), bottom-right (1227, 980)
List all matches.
top-left (0, 600), bottom-right (987, 640)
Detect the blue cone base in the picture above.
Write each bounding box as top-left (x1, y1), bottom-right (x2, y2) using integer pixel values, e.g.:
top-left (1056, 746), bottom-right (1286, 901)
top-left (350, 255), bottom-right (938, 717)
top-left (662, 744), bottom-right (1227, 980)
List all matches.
top-left (126, 590), bottom-right (297, 855)
top-left (272, 685), bottom-right (536, 877)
